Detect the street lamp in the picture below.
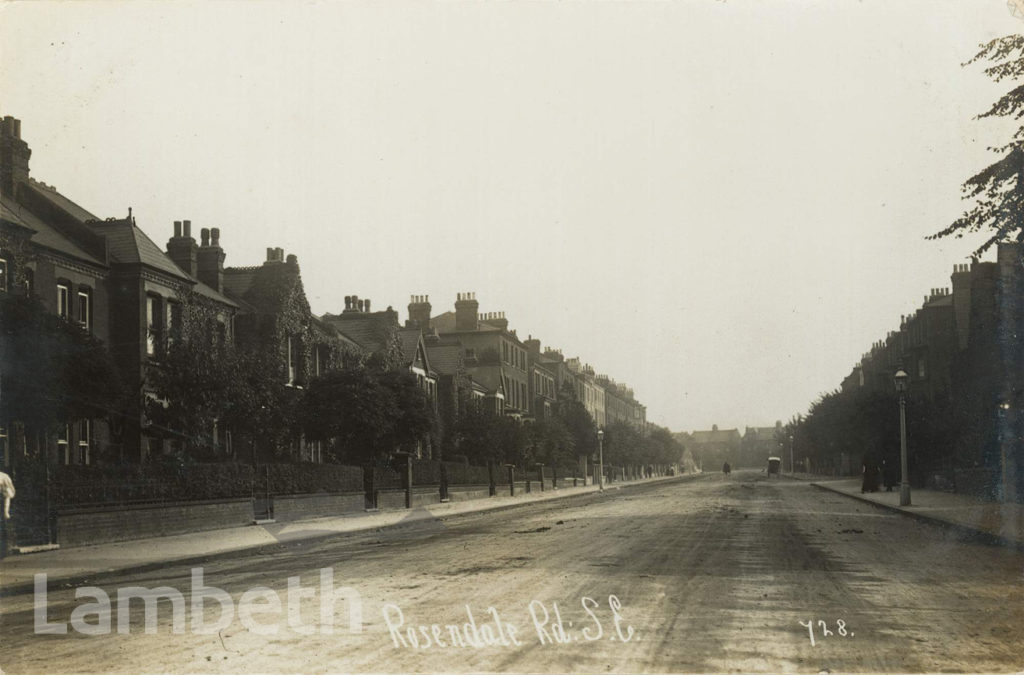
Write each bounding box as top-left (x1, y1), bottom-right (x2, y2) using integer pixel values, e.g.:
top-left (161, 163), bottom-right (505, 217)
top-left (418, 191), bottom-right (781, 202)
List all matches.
top-left (597, 429), bottom-right (605, 491)
top-left (789, 434), bottom-right (794, 476)
top-left (894, 367), bottom-right (911, 506)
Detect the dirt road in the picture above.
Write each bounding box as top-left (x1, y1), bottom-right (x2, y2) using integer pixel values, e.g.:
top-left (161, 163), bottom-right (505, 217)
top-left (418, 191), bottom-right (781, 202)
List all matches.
top-left (2, 472), bottom-right (1022, 672)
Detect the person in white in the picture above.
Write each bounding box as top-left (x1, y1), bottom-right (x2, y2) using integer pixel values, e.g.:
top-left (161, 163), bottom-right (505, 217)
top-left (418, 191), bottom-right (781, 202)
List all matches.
top-left (0, 470), bottom-right (14, 520)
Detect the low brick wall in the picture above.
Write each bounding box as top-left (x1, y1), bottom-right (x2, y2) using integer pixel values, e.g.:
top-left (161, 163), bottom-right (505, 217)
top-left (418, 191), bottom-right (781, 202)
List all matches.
top-left (376, 488), bottom-right (407, 511)
top-left (273, 492), bottom-right (365, 522)
top-left (57, 498), bottom-right (253, 548)
top-left (447, 484), bottom-right (491, 502)
top-left (410, 486), bottom-right (441, 508)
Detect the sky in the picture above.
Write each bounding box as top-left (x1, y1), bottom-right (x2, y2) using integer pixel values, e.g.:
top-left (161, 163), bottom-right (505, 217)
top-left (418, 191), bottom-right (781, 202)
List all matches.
top-left (1, 0), bottom-right (1020, 432)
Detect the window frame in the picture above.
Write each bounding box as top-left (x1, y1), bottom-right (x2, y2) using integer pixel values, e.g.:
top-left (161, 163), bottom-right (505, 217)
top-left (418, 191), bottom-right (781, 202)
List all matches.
top-left (57, 283), bottom-right (70, 320)
top-left (77, 288), bottom-right (91, 332)
top-left (77, 419), bottom-right (91, 465)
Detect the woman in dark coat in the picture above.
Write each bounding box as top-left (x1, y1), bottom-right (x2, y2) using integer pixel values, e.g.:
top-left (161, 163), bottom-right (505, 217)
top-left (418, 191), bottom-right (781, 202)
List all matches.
top-left (861, 456), bottom-right (880, 493)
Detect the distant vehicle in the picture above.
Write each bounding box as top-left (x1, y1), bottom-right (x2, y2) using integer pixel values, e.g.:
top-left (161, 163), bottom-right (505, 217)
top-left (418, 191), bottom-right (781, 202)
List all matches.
top-left (767, 456), bottom-right (782, 476)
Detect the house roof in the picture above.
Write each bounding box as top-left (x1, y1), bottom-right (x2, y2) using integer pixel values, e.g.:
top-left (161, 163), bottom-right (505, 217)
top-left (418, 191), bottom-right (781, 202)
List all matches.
top-left (425, 342), bottom-right (463, 376)
top-left (222, 261), bottom-right (307, 315)
top-left (25, 179), bottom-right (99, 223)
top-left (311, 315), bottom-right (363, 351)
top-left (84, 219), bottom-right (236, 306)
top-left (222, 266), bottom-right (260, 300)
top-left (398, 328), bottom-right (422, 364)
top-left (430, 311), bottom-right (502, 334)
top-left (398, 327), bottom-right (437, 376)
top-left (87, 219), bottom-right (191, 280)
top-left (466, 365), bottom-right (506, 397)
top-left (320, 311), bottom-right (397, 354)
top-left (924, 294), bottom-right (953, 309)
top-left (0, 194), bottom-right (106, 267)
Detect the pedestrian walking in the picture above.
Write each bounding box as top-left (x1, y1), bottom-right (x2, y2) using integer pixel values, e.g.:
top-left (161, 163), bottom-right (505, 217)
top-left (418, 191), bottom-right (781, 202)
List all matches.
top-left (0, 469), bottom-right (14, 558)
top-left (0, 470), bottom-right (14, 520)
top-left (860, 456), bottom-right (880, 493)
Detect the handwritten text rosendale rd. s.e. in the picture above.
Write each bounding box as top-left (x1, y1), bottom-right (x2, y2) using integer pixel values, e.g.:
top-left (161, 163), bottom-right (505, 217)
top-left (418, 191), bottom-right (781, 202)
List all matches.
top-left (382, 596), bottom-right (635, 649)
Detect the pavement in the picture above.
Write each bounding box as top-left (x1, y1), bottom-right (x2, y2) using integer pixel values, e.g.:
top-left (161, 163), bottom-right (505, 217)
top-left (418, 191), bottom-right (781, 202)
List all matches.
top-left (801, 474), bottom-right (1024, 549)
top-left (0, 473), bottom-right (686, 596)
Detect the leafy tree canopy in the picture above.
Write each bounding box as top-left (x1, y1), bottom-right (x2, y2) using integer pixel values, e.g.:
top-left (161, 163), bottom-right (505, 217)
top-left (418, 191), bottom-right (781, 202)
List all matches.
top-left (931, 35), bottom-right (1024, 254)
top-left (0, 293), bottom-right (125, 432)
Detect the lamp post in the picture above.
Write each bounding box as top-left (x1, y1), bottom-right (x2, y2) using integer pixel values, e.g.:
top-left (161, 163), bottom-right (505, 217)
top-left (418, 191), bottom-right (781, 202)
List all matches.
top-left (789, 434), bottom-right (794, 476)
top-left (597, 429), bottom-right (605, 491)
top-left (894, 368), bottom-right (911, 506)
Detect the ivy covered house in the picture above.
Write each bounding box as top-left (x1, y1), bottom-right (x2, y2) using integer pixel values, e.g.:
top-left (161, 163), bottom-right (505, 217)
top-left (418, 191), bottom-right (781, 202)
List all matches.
top-left (221, 247), bottom-right (359, 463)
top-left (1, 116), bottom-right (122, 470)
top-left (2, 115), bottom-right (241, 467)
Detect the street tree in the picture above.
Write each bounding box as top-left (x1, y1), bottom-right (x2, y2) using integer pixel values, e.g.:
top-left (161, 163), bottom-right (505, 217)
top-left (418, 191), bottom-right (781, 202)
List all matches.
top-left (930, 35), bottom-right (1024, 253)
top-left (0, 293), bottom-right (125, 453)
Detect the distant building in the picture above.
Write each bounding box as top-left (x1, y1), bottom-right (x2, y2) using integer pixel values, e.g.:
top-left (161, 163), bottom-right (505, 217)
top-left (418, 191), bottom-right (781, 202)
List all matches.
top-left (431, 293), bottom-right (530, 419)
top-left (741, 422), bottom-right (784, 467)
top-left (688, 425), bottom-right (741, 468)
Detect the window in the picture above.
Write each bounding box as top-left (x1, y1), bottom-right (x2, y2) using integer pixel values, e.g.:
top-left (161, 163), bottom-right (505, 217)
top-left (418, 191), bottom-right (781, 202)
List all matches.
top-left (57, 424), bottom-right (70, 465)
top-left (57, 284), bottom-right (70, 320)
top-left (77, 289), bottom-right (91, 332)
top-left (287, 336), bottom-right (297, 385)
top-left (313, 345), bottom-right (323, 376)
top-left (0, 257), bottom-right (7, 293)
top-left (166, 301), bottom-right (182, 347)
top-left (918, 357), bottom-right (926, 379)
top-left (24, 268), bottom-right (33, 296)
top-left (146, 295), bottom-right (163, 356)
top-left (77, 419), bottom-right (90, 465)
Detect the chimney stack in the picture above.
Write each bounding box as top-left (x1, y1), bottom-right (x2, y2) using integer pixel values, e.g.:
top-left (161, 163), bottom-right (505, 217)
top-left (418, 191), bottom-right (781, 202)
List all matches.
top-left (408, 294), bottom-right (432, 329)
top-left (455, 292), bottom-right (479, 331)
top-left (166, 218), bottom-right (199, 277)
top-left (1, 116), bottom-right (31, 197)
top-left (197, 225), bottom-right (226, 293)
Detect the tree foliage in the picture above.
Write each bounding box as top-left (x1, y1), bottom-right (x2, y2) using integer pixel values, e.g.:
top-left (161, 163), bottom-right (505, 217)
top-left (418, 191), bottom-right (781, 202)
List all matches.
top-left (145, 291), bottom-right (239, 456)
top-left (301, 365), bottom-right (436, 464)
top-left (0, 293), bottom-right (125, 432)
top-left (930, 35), bottom-right (1024, 254)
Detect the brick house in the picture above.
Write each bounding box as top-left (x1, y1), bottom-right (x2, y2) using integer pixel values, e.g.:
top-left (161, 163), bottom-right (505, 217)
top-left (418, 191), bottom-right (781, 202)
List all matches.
top-left (431, 293), bottom-right (530, 419)
top-left (1, 115), bottom-right (239, 464)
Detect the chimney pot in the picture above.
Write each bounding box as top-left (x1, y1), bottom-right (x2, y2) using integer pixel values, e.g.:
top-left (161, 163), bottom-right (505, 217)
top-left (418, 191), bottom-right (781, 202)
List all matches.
top-left (201, 227), bottom-right (210, 247)
top-left (174, 221), bottom-right (182, 237)
top-left (286, 253), bottom-right (297, 265)
top-left (211, 227), bottom-right (220, 246)
top-left (365, 299), bottom-right (371, 312)
top-left (183, 220), bottom-right (192, 238)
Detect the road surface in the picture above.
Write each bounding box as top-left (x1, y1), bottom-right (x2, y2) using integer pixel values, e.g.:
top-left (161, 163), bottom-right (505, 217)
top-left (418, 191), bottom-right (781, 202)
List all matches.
top-left (2, 471), bottom-right (1022, 672)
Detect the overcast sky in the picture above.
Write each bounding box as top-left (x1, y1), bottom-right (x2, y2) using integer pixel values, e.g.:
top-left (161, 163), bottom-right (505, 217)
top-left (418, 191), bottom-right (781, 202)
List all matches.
top-left (2, 1), bottom-right (1019, 432)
